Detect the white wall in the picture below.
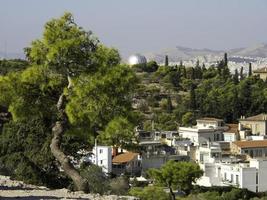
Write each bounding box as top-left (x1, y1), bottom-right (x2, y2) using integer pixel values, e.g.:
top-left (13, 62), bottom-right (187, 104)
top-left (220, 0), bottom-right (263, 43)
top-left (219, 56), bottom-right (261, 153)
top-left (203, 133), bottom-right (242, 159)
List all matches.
top-left (92, 146), bottom-right (112, 173)
top-left (240, 168), bottom-right (257, 192)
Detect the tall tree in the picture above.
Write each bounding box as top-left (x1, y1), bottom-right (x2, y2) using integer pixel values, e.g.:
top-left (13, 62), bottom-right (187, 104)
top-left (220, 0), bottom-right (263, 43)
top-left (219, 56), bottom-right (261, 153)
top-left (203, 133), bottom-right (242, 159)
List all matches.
top-left (165, 55), bottom-right (169, 67)
top-left (189, 84), bottom-right (197, 111)
top-left (1, 13), bottom-right (137, 191)
top-left (240, 66), bottom-right (244, 80)
top-left (224, 52), bottom-right (228, 66)
top-left (233, 69), bottom-right (239, 84)
top-left (248, 63), bottom-right (252, 77)
top-left (166, 96), bottom-right (173, 113)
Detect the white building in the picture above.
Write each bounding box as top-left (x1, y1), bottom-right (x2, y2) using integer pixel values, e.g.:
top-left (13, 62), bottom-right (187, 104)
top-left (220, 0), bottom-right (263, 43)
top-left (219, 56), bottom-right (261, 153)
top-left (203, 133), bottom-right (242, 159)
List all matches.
top-left (89, 146), bottom-right (112, 173)
top-left (196, 142), bottom-right (222, 163)
top-left (223, 124), bottom-right (239, 142)
top-left (198, 159), bottom-right (267, 192)
top-left (179, 118), bottom-right (227, 145)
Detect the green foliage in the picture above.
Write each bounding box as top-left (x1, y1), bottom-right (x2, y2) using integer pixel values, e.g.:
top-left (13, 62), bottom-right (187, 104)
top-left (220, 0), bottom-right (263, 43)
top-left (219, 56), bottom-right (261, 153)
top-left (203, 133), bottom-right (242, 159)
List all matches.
top-left (148, 161), bottom-right (203, 195)
top-left (0, 66), bottom-right (66, 121)
top-left (0, 118), bottom-right (67, 188)
top-left (132, 61), bottom-right (158, 73)
top-left (0, 59), bottom-right (29, 75)
top-left (98, 117), bottom-right (136, 148)
top-left (182, 112), bottom-right (194, 126)
top-left (80, 164), bottom-right (110, 195)
top-left (129, 186), bottom-right (169, 200)
top-left (109, 176), bottom-right (129, 195)
top-left (66, 64), bottom-right (137, 130)
top-left (188, 186), bottom-right (259, 200)
top-left (26, 12), bottom-right (98, 75)
top-left (146, 61), bottom-right (159, 73)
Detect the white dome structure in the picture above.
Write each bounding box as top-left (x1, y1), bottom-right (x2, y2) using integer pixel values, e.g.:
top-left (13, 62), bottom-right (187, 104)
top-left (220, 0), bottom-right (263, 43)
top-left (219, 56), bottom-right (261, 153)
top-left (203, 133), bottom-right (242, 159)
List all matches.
top-left (128, 54), bottom-right (147, 66)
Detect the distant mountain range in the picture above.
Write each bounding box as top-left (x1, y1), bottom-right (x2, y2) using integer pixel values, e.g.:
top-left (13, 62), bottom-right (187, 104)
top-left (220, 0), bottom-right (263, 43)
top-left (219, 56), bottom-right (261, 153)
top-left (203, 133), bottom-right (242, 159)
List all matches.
top-left (144, 43), bottom-right (267, 63)
top-left (143, 43), bottom-right (267, 72)
top-left (0, 51), bottom-right (25, 59)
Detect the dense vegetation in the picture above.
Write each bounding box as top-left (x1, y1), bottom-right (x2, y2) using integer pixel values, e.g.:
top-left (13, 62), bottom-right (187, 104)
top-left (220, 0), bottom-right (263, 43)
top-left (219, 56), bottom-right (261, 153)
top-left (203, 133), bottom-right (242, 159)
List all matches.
top-left (134, 54), bottom-right (267, 130)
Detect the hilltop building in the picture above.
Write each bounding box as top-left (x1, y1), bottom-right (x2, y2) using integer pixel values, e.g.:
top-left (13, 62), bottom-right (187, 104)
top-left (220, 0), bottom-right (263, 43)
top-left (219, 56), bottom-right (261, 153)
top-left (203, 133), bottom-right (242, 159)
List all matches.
top-left (253, 67), bottom-right (267, 80)
top-left (128, 54), bottom-right (147, 66)
top-left (179, 118), bottom-right (227, 145)
top-left (239, 113), bottom-right (267, 138)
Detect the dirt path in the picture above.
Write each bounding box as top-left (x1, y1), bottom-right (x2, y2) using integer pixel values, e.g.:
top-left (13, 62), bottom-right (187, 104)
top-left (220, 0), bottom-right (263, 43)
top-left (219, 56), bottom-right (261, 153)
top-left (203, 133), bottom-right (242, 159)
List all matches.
top-left (0, 176), bottom-right (136, 200)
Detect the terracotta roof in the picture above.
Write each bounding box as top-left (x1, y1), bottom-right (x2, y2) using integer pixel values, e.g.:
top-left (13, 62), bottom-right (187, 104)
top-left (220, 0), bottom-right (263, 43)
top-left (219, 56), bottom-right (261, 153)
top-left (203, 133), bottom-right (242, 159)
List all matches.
top-left (197, 117), bottom-right (223, 122)
top-left (225, 124), bottom-right (239, 134)
top-left (233, 140), bottom-right (267, 148)
top-left (112, 152), bottom-right (139, 163)
top-left (240, 113), bottom-right (267, 121)
top-left (253, 67), bottom-right (267, 73)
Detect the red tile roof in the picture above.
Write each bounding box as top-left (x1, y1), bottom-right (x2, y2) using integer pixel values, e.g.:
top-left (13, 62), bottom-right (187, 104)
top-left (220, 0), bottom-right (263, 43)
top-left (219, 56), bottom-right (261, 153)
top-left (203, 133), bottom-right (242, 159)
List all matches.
top-left (226, 124), bottom-right (239, 134)
top-left (112, 152), bottom-right (139, 163)
top-left (233, 140), bottom-right (267, 148)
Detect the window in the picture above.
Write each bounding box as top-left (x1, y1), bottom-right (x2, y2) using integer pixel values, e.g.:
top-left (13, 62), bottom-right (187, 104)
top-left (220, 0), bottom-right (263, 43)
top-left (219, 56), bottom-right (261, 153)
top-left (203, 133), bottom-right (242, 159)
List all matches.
top-left (256, 172), bottom-right (258, 184)
top-left (100, 160), bottom-right (103, 164)
top-left (236, 175), bottom-right (239, 185)
top-left (99, 149), bottom-right (103, 154)
top-left (256, 186), bottom-right (258, 193)
top-left (200, 154), bottom-right (204, 162)
top-left (224, 172), bottom-right (227, 180)
top-left (250, 150), bottom-right (254, 158)
top-left (259, 149), bottom-right (262, 157)
top-left (217, 134), bottom-right (220, 141)
top-left (231, 174), bottom-right (233, 183)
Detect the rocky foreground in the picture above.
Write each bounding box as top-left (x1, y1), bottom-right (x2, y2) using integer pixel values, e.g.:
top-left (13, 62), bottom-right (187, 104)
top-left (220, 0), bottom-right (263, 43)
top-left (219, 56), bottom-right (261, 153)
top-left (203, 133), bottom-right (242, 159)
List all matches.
top-left (0, 176), bottom-right (137, 200)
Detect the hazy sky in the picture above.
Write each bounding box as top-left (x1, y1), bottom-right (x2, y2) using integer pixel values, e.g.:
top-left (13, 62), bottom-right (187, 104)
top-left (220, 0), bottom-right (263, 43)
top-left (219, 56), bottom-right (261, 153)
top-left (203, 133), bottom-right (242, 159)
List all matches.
top-left (0, 0), bottom-right (267, 57)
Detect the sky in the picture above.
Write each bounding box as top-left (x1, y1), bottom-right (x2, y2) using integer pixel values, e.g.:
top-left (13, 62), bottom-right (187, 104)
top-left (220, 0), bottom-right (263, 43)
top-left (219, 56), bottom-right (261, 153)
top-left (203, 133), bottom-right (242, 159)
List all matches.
top-left (0, 0), bottom-right (267, 57)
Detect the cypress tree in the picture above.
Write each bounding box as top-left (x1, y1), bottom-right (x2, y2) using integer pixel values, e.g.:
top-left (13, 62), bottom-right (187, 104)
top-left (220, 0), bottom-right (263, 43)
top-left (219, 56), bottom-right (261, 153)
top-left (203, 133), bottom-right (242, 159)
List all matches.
top-left (248, 63), bottom-right (252, 77)
top-left (202, 63), bottom-right (206, 72)
top-left (183, 66), bottom-right (187, 78)
top-left (189, 84), bottom-right (197, 111)
top-left (224, 53), bottom-right (228, 66)
top-left (233, 69), bottom-right (239, 84)
top-left (179, 60), bottom-right (183, 67)
top-left (165, 55), bottom-right (169, 66)
top-left (240, 67), bottom-right (244, 80)
top-left (166, 96), bottom-right (173, 113)
top-left (191, 67), bottom-right (195, 80)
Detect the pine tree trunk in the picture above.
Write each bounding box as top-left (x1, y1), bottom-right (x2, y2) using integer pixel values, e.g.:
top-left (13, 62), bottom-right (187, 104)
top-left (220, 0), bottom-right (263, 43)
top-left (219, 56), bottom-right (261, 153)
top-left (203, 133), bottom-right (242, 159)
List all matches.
top-left (50, 78), bottom-right (88, 192)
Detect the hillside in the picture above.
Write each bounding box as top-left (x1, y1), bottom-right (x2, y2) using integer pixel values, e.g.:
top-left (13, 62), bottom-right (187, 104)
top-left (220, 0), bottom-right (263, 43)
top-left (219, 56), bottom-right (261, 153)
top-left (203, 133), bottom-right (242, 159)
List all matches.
top-left (143, 44), bottom-right (267, 72)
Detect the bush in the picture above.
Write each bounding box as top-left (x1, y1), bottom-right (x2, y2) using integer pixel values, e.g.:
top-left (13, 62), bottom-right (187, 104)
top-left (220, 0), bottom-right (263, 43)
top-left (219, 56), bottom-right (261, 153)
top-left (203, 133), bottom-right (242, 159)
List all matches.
top-left (80, 164), bottom-right (110, 195)
top-left (129, 186), bottom-right (169, 200)
top-left (109, 176), bottom-right (129, 195)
